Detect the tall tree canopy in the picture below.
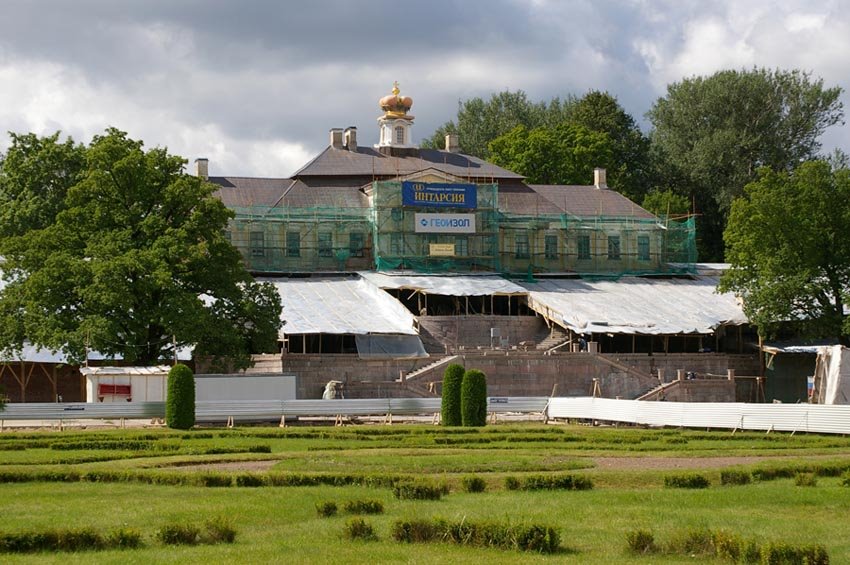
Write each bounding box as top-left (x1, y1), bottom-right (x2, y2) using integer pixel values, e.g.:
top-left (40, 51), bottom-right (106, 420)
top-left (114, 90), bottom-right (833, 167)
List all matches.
top-left (487, 123), bottom-right (613, 186)
top-left (421, 90), bottom-right (570, 158)
top-left (719, 161), bottom-right (850, 344)
top-left (423, 89), bottom-right (653, 200)
top-left (0, 128), bottom-right (282, 368)
top-left (648, 68), bottom-right (844, 261)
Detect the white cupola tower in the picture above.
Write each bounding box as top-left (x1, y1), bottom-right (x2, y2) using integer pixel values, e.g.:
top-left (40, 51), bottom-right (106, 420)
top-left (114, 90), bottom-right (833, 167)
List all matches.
top-left (376, 82), bottom-right (415, 148)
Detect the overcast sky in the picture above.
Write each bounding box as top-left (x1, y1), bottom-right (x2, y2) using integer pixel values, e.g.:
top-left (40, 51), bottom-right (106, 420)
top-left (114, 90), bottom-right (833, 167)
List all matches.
top-left (2, 0), bottom-right (849, 177)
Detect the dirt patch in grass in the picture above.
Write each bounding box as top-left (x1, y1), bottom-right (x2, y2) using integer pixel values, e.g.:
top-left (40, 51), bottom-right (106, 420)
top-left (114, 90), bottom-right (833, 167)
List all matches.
top-left (174, 460), bottom-right (279, 472)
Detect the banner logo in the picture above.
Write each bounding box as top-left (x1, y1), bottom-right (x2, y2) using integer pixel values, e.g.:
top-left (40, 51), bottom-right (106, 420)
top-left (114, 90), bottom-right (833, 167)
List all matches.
top-left (414, 213), bottom-right (476, 233)
top-left (402, 181), bottom-right (477, 209)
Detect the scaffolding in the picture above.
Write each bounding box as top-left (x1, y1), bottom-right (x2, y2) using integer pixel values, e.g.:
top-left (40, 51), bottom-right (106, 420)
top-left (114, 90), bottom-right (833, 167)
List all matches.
top-left (226, 182), bottom-right (697, 277)
top-left (371, 181), bottom-right (500, 273)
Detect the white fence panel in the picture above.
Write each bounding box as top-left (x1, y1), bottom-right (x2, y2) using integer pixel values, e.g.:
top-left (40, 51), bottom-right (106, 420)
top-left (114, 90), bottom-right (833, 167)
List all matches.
top-left (547, 398), bottom-right (850, 435)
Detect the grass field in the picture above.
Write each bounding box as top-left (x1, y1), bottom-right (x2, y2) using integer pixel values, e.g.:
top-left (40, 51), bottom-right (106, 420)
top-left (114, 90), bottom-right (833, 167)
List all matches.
top-left (0, 422), bottom-right (848, 563)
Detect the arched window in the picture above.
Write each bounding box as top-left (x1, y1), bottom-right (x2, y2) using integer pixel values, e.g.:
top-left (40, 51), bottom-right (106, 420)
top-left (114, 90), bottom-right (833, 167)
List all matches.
top-left (394, 126), bottom-right (405, 145)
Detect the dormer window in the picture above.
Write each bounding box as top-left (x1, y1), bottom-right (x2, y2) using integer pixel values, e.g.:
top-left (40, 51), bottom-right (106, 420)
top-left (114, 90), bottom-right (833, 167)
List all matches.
top-left (395, 126), bottom-right (405, 145)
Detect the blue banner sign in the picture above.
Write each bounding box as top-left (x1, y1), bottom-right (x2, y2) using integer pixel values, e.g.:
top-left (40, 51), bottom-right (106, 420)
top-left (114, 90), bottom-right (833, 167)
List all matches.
top-left (401, 181), bottom-right (477, 209)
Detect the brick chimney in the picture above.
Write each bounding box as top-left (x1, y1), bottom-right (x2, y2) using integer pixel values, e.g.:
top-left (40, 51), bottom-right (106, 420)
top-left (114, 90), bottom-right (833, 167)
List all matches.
top-left (195, 158), bottom-right (209, 179)
top-left (594, 167), bottom-right (607, 189)
top-left (445, 133), bottom-right (460, 153)
top-left (329, 128), bottom-right (344, 149)
top-left (344, 126), bottom-right (357, 151)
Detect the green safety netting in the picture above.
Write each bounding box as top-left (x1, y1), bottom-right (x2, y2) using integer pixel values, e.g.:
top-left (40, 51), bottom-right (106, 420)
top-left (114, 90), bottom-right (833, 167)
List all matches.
top-left (226, 181), bottom-right (696, 278)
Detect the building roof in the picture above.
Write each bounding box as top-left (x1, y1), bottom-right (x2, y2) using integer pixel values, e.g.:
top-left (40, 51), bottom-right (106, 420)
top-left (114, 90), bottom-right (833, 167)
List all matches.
top-left (497, 182), bottom-right (565, 215)
top-left (530, 184), bottom-right (656, 219)
top-left (520, 276), bottom-right (747, 335)
top-left (212, 178), bottom-right (369, 210)
top-left (292, 146), bottom-right (524, 181)
top-left (258, 276), bottom-right (419, 336)
top-left (361, 272), bottom-right (527, 296)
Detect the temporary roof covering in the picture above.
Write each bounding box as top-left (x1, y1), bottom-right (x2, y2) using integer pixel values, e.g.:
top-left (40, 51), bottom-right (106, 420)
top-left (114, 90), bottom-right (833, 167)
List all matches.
top-left (360, 272), bottom-right (527, 296)
top-left (520, 276), bottom-right (747, 335)
top-left (261, 276), bottom-right (426, 358)
top-left (263, 276), bottom-right (418, 335)
top-left (0, 343), bottom-right (192, 364)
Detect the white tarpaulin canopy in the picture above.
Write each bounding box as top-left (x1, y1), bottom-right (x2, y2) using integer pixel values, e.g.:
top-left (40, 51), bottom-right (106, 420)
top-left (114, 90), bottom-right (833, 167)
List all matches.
top-left (360, 272), bottom-right (528, 296)
top-left (262, 276), bottom-right (418, 336)
top-left (262, 276), bottom-right (426, 359)
top-left (520, 276), bottom-right (747, 335)
top-left (0, 343), bottom-right (192, 364)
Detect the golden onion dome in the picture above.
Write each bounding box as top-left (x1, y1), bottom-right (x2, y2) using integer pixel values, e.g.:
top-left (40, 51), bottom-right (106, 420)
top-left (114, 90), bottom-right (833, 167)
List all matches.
top-left (379, 81), bottom-right (413, 115)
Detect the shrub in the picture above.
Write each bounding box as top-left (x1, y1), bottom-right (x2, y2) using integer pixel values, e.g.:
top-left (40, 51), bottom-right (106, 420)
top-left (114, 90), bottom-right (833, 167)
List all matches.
top-left (316, 501), bottom-right (338, 517)
top-left (343, 518), bottom-right (377, 541)
top-left (720, 470), bottom-right (752, 486)
top-left (711, 530), bottom-right (760, 563)
top-left (393, 482), bottom-right (443, 501)
top-left (391, 519), bottom-right (438, 543)
top-left (235, 473), bottom-right (266, 487)
top-left (166, 364), bottom-right (195, 430)
top-left (391, 518), bottom-right (560, 553)
top-left (842, 470), bottom-right (850, 486)
top-left (57, 528), bottom-right (105, 551)
top-left (503, 474), bottom-right (593, 491)
top-left (343, 500), bottom-right (384, 515)
top-left (441, 363), bottom-right (465, 426)
top-left (203, 517), bottom-right (237, 544)
top-left (461, 475), bottom-right (487, 493)
top-left (504, 476), bottom-right (521, 490)
top-left (625, 529), bottom-right (657, 554)
top-left (461, 369), bottom-right (487, 427)
top-left (794, 472), bottom-right (817, 487)
top-left (760, 542), bottom-right (829, 565)
top-left (196, 473), bottom-right (233, 487)
top-left (664, 473), bottom-right (710, 489)
top-left (666, 528), bottom-right (714, 556)
top-left (105, 527), bottom-right (143, 549)
top-left (156, 523), bottom-right (200, 545)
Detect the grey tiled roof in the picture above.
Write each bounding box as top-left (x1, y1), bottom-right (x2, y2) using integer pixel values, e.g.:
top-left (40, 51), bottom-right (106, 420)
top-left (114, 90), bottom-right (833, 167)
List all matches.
top-left (497, 182), bottom-right (565, 215)
top-left (292, 146), bottom-right (524, 180)
top-left (211, 177), bottom-right (369, 209)
top-left (530, 184), bottom-right (656, 219)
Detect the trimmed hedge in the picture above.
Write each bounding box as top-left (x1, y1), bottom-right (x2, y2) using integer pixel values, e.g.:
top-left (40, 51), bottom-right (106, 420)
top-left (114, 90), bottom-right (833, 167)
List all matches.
top-left (393, 481), bottom-right (445, 500)
top-left (720, 470), bottom-right (752, 486)
top-left (461, 369), bottom-right (487, 427)
top-left (166, 364), bottom-right (195, 430)
top-left (343, 518), bottom-right (377, 541)
top-left (664, 473), bottom-right (710, 489)
top-left (460, 475), bottom-right (487, 493)
top-left (342, 500), bottom-right (384, 515)
top-left (0, 527), bottom-right (142, 553)
top-left (622, 528), bottom-right (828, 564)
top-left (441, 364), bottom-right (465, 426)
top-left (391, 518), bottom-right (560, 553)
top-left (504, 474), bottom-right (594, 491)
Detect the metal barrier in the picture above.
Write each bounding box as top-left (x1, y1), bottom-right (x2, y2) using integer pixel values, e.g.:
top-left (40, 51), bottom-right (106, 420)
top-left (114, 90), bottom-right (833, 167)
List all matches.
top-left (547, 397), bottom-right (850, 435)
top-left (0, 397), bottom-right (550, 427)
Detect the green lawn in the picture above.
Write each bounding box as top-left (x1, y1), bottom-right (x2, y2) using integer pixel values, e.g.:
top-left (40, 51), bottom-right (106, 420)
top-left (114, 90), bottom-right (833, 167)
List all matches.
top-left (0, 423), bottom-right (848, 563)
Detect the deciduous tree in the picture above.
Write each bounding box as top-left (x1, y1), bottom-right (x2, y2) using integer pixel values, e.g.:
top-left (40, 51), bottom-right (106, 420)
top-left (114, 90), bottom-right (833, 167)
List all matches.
top-left (487, 123), bottom-right (613, 186)
top-left (648, 68), bottom-right (844, 260)
top-left (0, 128), bottom-right (282, 369)
top-left (719, 161), bottom-right (850, 343)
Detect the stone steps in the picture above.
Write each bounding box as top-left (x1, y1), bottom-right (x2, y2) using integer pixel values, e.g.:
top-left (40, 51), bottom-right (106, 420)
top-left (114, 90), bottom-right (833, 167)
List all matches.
top-left (402, 355), bottom-right (461, 383)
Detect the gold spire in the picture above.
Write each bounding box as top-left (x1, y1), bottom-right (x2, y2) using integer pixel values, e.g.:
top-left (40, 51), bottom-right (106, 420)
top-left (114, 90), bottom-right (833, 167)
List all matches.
top-left (392, 81), bottom-right (400, 96)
